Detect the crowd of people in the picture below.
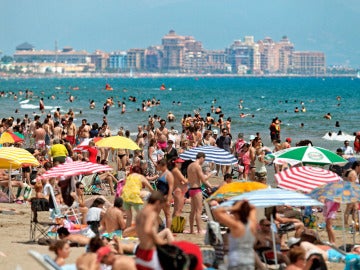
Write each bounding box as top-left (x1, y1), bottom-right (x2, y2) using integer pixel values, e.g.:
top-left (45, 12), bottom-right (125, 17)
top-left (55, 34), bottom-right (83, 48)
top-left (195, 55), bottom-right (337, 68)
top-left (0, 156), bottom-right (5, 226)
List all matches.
top-left (1, 99), bottom-right (360, 270)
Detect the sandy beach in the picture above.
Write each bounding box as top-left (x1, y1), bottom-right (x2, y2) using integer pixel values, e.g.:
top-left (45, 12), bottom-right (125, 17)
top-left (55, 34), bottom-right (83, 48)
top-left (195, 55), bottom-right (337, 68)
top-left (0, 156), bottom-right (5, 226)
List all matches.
top-left (0, 173), bottom-right (353, 270)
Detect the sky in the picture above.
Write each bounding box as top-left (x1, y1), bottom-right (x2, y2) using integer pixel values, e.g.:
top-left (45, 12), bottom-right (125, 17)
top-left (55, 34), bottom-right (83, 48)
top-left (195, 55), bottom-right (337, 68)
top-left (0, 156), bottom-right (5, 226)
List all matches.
top-left (1, 0), bottom-right (359, 67)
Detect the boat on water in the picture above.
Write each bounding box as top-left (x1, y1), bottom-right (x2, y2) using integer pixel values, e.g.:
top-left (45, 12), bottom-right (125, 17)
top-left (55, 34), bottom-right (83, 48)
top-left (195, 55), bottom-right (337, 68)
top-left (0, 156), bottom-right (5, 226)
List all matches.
top-left (105, 83), bottom-right (113, 91)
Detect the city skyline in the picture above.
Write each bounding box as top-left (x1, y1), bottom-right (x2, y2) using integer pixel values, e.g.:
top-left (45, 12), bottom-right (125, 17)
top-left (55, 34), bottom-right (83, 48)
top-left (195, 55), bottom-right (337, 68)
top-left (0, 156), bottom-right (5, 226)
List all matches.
top-left (1, 0), bottom-right (359, 67)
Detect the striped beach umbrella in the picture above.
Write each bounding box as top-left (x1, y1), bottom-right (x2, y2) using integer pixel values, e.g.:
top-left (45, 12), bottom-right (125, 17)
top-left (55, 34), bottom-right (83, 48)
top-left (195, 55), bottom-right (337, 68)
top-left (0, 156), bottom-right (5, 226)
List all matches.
top-left (275, 166), bottom-right (341, 193)
top-left (220, 188), bottom-right (323, 208)
top-left (266, 146), bottom-right (348, 166)
top-left (208, 181), bottom-right (267, 201)
top-left (0, 131), bottom-right (24, 145)
top-left (179, 146), bottom-right (237, 165)
top-left (39, 161), bottom-right (113, 179)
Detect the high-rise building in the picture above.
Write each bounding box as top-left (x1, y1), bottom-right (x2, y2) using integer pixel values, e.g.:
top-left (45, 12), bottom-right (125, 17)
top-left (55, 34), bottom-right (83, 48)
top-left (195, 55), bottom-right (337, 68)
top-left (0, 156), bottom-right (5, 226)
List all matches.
top-left (127, 49), bottom-right (145, 71)
top-left (183, 36), bottom-right (206, 73)
top-left (108, 51), bottom-right (127, 71)
top-left (276, 36), bottom-right (294, 74)
top-left (204, 50), bottom-right (228, 73)
top-left (289, 51), bottom-right (326, 75)
top-left (145, 46), bottom-right (162, 72)
top-left (90, 50), bottom-right (108, 71)
top-left (226, 36), bottom-right (260, 74)
top-left (161, 30), bottom-right (185, 72)
top-left (258, 37), bottom-right (277, 74)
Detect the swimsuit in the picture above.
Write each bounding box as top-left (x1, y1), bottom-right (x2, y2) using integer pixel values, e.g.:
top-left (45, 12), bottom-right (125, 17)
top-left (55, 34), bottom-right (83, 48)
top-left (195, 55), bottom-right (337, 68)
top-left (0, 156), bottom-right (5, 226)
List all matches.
top-left (157, 141), bottom-right (167, 150)
top-left (188, 187), bottom-right (202, 198)
top-left (135, 248), bottom-right (162, 270)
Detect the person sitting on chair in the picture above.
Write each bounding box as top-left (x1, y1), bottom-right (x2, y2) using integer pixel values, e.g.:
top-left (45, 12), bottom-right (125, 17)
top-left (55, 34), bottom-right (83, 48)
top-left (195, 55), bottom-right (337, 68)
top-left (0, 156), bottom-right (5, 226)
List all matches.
top-left (97, 160), bottom-right (118, 195)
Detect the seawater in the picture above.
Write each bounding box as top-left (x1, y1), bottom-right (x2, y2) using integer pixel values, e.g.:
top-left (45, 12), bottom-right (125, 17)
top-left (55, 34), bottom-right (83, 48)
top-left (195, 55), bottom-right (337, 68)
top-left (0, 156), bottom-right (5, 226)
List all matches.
top-left (0, 77), bottom-right (359, 150)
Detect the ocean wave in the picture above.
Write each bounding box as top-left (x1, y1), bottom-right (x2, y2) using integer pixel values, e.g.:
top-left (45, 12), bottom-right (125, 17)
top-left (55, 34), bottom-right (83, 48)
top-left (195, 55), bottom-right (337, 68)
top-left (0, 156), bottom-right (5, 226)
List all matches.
top-left (20, 104), bottom-right (55, 110)
top-left (19, 99), bottom-right (30, 104)
top-left (322, 131), bottom-right (355, 141)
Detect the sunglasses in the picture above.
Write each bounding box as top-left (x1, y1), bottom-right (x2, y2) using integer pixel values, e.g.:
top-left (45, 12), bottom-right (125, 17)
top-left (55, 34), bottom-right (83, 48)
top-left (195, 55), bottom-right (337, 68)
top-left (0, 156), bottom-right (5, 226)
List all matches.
top-left (78, 187), bottom-right (85, 190)
top-left (262, 224), bottom-right (271, 227)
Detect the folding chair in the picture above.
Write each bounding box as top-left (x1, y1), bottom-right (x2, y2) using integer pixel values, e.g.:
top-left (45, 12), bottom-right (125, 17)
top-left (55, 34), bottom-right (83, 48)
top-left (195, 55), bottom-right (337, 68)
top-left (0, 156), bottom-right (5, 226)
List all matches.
top-left (29, 198), bottom-right (58, 242)
top-left (80, 173), bottom-right (98, 195)
top-left (28, 249), bottom-right (76, 270)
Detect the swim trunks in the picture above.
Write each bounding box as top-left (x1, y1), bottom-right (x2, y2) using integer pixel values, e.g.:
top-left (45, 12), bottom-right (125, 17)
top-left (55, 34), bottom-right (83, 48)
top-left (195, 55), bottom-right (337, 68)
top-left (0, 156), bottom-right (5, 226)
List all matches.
top-left (65, 135), bottom-right (76, 145)
top-left (188, 187), bottom-right (202, 198)
top-left (135, 247), bottom-right (162, 270)
top-left (157, 141), bottom-right (167, 151)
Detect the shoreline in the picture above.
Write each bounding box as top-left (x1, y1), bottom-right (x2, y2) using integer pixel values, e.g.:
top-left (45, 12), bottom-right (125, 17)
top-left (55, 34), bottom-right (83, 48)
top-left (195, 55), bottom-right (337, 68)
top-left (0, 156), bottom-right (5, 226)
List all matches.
top-left (0, 72), bottom-right (358, 80)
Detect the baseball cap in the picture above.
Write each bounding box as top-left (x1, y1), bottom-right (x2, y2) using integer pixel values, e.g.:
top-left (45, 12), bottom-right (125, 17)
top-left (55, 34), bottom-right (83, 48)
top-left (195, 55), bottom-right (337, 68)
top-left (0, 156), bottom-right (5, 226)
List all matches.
top-left (287, 237), bottom-right (301, 248)
top-left (213, 130), bottom-right (218, 135)
top-left (286, 137), bottom-right (292, 143)
top-left (174, 158), bottom-right (185, 163)
top-left (249, 135), bottom-right (255, 140)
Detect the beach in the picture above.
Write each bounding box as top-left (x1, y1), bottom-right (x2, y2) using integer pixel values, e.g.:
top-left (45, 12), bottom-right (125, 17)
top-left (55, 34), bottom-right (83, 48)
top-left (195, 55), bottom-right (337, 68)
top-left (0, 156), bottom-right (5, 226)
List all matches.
top-left (0, 173), bottom-right (353, 270)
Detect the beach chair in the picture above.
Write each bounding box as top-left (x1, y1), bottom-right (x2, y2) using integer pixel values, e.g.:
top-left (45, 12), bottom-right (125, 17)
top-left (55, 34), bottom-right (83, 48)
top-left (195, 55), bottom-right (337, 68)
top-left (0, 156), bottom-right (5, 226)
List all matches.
top-left (29, 198), bottom-right (58, 242)
top-left (28, 249), bottom-right (76, 270)
top-left (80, 173), bottom-right (98, 195)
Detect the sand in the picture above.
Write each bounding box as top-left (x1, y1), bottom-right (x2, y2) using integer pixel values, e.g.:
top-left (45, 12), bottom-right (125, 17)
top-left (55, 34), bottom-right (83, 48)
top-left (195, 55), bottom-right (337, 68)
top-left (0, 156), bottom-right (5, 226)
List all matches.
top-left (0, 175), bottom-right (350, 270)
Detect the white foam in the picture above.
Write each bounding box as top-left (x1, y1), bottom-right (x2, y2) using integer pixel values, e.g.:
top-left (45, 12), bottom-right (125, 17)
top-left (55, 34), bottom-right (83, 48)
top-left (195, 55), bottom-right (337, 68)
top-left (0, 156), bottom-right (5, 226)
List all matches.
top-left (322, 132), bottom-right (355, 141)
top-left (19, 99), bottom-right (30, 104)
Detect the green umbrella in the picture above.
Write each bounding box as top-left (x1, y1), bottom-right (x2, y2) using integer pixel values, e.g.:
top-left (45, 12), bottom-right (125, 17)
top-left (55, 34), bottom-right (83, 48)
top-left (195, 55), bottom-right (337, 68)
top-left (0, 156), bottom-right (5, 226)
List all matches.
top-left (265, 146), bottom-right (348, 166)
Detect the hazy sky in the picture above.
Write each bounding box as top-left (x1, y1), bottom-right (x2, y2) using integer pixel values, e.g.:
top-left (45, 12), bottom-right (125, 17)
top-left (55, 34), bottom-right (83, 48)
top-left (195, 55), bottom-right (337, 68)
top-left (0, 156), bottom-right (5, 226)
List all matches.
top-left (1, 0), bottom-right (359, 67)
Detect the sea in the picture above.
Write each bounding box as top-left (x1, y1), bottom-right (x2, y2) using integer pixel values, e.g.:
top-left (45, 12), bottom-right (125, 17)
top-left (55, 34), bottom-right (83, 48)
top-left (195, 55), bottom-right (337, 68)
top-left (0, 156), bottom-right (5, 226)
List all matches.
top-left (0, 76), bottom-right (359, 151)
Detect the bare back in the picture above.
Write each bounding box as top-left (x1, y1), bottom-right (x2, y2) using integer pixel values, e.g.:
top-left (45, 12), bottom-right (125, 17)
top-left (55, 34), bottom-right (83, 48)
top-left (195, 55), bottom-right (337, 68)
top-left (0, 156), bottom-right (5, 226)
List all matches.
top-left (135, 205), bottom-right (159, 250)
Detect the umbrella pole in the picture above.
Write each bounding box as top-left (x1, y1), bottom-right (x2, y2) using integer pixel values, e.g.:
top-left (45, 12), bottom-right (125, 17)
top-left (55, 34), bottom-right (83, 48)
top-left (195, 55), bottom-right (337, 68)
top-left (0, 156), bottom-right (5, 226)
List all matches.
top-left (342, 204), bottom-right (346, 250)
top-left (8, 164), bottom-right (12, 203)
top-left (270, 215), bottom-right (278, 265)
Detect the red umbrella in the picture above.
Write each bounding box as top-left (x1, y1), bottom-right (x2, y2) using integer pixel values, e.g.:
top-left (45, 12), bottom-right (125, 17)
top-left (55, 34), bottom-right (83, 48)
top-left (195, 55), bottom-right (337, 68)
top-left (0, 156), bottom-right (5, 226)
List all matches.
top-left (275, 166), bottom-right (341, 193)
top-left (73, 137), bottom-right (102, 152)
top-left (0, 131), bottom-right (24, 144)
top-left (38, 161), bottom-right (113, 179)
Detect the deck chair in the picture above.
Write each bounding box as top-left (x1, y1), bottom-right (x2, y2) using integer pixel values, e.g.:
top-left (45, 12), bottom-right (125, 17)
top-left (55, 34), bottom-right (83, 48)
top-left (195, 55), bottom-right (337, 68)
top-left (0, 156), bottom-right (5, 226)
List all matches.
top-left (28, 250), bottom-right (76, 270)
top-left (29, 198), bottom-right (58, 242)
top-left (80, 173), bottom-right (98, 195)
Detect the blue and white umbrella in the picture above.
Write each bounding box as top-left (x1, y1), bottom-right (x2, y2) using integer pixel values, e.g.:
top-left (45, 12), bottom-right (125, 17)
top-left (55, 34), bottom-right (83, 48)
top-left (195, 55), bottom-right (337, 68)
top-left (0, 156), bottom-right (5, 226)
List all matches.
top-left (220, 188), bottom-right (323, 208)
top-left (179, 146), bottom-right (237, 165)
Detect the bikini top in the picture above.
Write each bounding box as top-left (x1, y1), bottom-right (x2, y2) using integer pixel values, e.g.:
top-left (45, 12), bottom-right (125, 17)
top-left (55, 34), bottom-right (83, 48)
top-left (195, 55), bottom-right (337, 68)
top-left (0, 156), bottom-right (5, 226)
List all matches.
top-left (158, 171), bottom-right (168, 183)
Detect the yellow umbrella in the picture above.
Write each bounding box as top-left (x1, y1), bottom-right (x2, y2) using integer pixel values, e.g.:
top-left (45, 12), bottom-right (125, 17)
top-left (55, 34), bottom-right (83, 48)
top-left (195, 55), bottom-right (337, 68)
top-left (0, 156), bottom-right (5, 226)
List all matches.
top-left (95, 135), bottom-right (140, 150)
top-left (208, 181), bottom-right (268, 201)
top-left (0, 147), bottom-right (40, 202)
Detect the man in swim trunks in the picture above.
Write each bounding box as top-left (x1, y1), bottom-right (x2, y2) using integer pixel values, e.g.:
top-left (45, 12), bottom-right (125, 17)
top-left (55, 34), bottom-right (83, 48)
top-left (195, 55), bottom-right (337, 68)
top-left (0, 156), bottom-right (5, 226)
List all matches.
top-left (135, 191), bottom-right (167, 270)
top-left (155, 119), bottom-right (169, 151)
top-left (65, 117), bottom-right (77, 146)
top-left (187, 152), bottom-right (213, 234)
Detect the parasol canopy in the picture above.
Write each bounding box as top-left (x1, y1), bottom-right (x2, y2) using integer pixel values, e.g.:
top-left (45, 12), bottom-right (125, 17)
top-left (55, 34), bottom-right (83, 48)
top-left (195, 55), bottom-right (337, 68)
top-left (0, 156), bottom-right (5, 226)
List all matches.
top-left (0, 147), bottom-right (39, 169)
top-left (38, 161), bottom-right (113, 179)
top-left (266, 146), bottom-right (348, 166)
top-left (275, 166), bottom-right (341, 193)
top-left (0, 131), bottom-right (24, 145)
top-left (179, 146), bottom-right (237, 165)
top-left (95, 135), bottom-right (140, 150)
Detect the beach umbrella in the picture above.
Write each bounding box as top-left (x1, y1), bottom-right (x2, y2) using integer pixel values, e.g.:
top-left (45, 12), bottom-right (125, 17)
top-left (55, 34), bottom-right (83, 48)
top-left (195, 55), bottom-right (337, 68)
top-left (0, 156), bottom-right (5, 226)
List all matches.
top-left (179, 146), bottom-right (237, 165)
top-left (220, 188), bottom-right (323, 265)
top-left (73, 137), bottom-right (102, 152)
top-left (0, 131), bottom-right (24, 145)
top-left (275, 166), bottom-right (341, 193)
top-left (95, 135), bottom-right (140, 150)
top-left (0, 147), bottom-right (40, 202)
top-left (265, 146), bottom-right (348, 166)
top-left (308, 181), bottom-right (360, 204)
top-left (308, 181), bottom-right (360, 249)
top-left (38, 161), bottom-right (113, 179)
top-left (208, 181), bottom-right (267, 201)
top-left (220, 188), bottom-right (323, 208)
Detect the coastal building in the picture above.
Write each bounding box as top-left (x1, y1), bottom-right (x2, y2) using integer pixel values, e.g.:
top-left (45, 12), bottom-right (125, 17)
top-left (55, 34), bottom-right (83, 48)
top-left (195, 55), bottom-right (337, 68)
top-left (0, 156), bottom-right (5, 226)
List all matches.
top-left (276, 36), bottom-right (294, 74)
top-left (183, 36), bottom-right (206, 73)
top-left (289, 51), bottom-right (326, 75)
top-left (126, 49), bottom-right (145, 71)
top-left (257, 37), bottom-right (278, 74)
top-left (161, 30), bottom-right (185, 72)
top-left (145, 46), bottom-right (163, 72)
top-left (204, 50), bottom-right (228, 73)
top-left (108, 51), bottom-right (127, 72)
top-left (226, 36), bottom-right (261, 74)
top-left (90, 50), bottom-right (109, 72)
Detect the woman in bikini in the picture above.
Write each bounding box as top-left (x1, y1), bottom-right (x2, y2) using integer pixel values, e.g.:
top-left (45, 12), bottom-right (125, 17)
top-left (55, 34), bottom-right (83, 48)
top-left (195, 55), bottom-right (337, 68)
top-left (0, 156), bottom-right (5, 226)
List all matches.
top-left (167, 157), bottom-right (188, 217)
top-left (156, 159), bottom-right (174, 228)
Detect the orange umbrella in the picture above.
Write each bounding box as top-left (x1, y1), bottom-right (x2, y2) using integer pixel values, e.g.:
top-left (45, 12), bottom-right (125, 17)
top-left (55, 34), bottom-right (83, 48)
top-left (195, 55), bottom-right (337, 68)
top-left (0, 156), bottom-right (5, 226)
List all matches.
top-left (208, 181), bottom-right (268, 201)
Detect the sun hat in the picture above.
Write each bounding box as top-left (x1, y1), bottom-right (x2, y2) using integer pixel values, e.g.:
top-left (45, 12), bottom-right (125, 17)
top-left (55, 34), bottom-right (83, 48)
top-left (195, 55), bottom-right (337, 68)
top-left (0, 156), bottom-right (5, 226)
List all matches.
top-left (287, 237), bottom-right (301, 248)
top-left (213, 130), bottom-right (218, 135)
top-left (249, 135), bottom-right (255, 140)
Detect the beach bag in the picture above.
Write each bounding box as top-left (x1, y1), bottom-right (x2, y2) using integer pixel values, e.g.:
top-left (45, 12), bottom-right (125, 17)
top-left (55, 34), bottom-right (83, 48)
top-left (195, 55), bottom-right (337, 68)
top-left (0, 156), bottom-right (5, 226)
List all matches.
top-left (156, 244), bottom-right (190, 270)
top-left (171, 216), bottom-right (186, 233)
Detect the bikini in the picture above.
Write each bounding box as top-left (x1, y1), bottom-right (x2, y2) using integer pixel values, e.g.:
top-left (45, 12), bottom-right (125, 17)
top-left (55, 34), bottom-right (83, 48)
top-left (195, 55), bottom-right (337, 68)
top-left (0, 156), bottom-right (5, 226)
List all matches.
top-left (188, 187), bottom-right (202, 197)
